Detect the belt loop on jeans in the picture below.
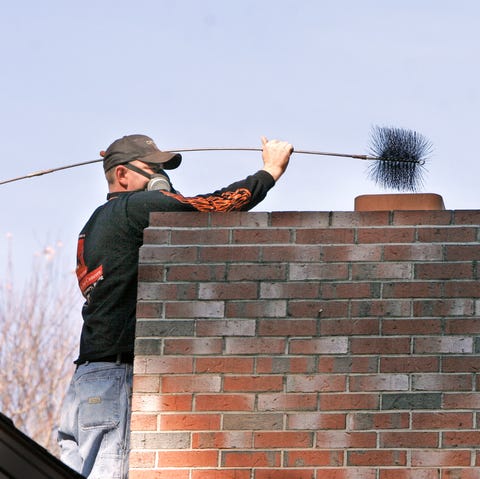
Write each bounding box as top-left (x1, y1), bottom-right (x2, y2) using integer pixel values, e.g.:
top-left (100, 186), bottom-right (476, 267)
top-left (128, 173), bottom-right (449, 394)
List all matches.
top-left (115, 353), bottom-right (121, 365)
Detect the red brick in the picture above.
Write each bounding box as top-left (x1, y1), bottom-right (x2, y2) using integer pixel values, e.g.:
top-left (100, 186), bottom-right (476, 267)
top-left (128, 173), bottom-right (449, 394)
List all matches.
top-left (331, 211), bottom-right (390, 226)
top-left (321, 282), bottom-right (380, 299)
top-left (446, 319), bottom-right (480, 335)
top-left (380, 356), bottom-right (440, 373)
top-left (379, 469), bottom-right (439, 479)
top-left (254, 431), bottom-right (313, 448)
top-left (350, 299), bottom-right (411, 318)
top-left (287, 412), bottom-right (345, 430)
top-left (136, 356), bottom-right (193, 374)
top-left (320, 393), bottom-right (379, 411)
top-left (232, 228), bottom-right (292, 244)
top-left (413, 299), bottom-right (474, 317)
top-left (131, 393), bottom-right (192, 412)
top-left (348, 450), bottom-right (407, 466)
top-left (444, 281), bottom-right (480, 298)
top-left (414, 337), bottom-right (473, 354)
top-left (195, 357), bottom-right (255, 374)
top-left (270, 211), bottom-right (330, 227)
top-left (295, 228), bottom-right (355, 244)
top-left (256, 357), bottom-right (317, 374)
top-left (411, 449), bottom-right (471, 467)
top-left (415, 263), bottom-right (473, 280)
top-left (223, 376), bottom-right (283, 392)
top-left (195, 394), bottom-right (255, 411)
top-left (192, 431), bottom-right (253, 449)
top-left (129, 451), bottom-right (156, 468)
top-left (412, 412), bottom-right (473, 429)
top-left (321, 244), bottom-right (382, 262)
top-left (444, 393), bottom-right (480, 409)
top-left (350, 337), bottom-right (410, 354)
top-left (289, 263), bottom-right (349, 281)
top-left (392, 210), bottom-right (452, 225)
top-left (140, 245), bottom-right (197, 263)
top-left (262, 245), bottom-right (321, 262)
top-left (136, 301), bottom-right (163, 318)
top-left (130, 471), bottom-right (189, 479)
top-left (196, 319), bottom-right (256, 337)
top-left (417, 226), bottom-right (478, 242)
top-left (443, 431), bottom-right (480, 447)
top-left (200, 245), bottom-right (261, 262)
top-left (225, 338), bottom-right (286, 355)
top-left (131, 393), bottom-right (192, 413)
top-left (313, 468), bottom-right (377, 479)
top-left (133, 374), bottom-right (161, 392)
top-left (382, 281), bottom-right (443, 298)
top-left (163, 338), bottom-right (223, 355)
top-left (171, 228), bottom-right (230, 245)
top-left (159, 413), bottom-right (220, 431)
top-left (351, 262), bottom-right (413, 280)
top-left (318, 356), bottom-right (378, 374)
top-left (192, 470), bottom-right (251, 479)
top-left (130, 414), bottom-right (158, 431)
top-left (347, 412), bottom-right (409, 430)
top-left (380, 431), bottom-right (439, 448)
top-left (453, 210), bottom-right (480, 225)
top-left (443, 356), bottom-right (480, 372)
top-left (289, 337), bottom-right (348, 355)
top-left (357, 227), bottom-right (415, 243)
top-left (442, 469), bottom-right (480, 479)
top-left (257, 393), bottom-right (317, 411)
top-left (221, 450), bottom-right (281, 467)
top-left (383, 244), bottom-right (443, 261)
top-left (138, 264), bottom-right (166, 281)
top-left (412, 373), bottom-right (472, 391)
top-left (165, 301), bottom-right (225, 318)
top-left (149, 212), bottom-right (210, 227)
top-left (156, 450), bottom-right (218, 467)
top-left (316, 431), bottom-right (376, 448)
top-left (382, 318), bottom-right (442, 335)
top-left (166, 264), bottom-right (227, 281)
top-left (162, 375), bottom-right (221, 393)
top-left (257, 319), bottom-right (317, 336)
top-left (226, 300), bottom-right (287, 318)
top-left (255, 469), bottom-right (315, 479)
top-left (227, 264), bottom-right (287, 281)
top-left (198, 282), bottom-right (258, 300)
top-left (445, 244), bottom-right (480, 261)
top-left (260, 282), bottom-right (320, 299)
top-left (349, 374), bottom-right (409, 392)
top-left (319, 318), bottom-right (379, 336)
top-left (210, 211), bottom-right (269, 227)
top-left (285, 450), bottom-right (343, 467)
top-left (288, 300), bottom-right (348, 318)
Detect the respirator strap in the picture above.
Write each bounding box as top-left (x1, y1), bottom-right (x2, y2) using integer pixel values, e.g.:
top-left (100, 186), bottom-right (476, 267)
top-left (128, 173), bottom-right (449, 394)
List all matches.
top-left (124, 163), bottom-right (153, 180)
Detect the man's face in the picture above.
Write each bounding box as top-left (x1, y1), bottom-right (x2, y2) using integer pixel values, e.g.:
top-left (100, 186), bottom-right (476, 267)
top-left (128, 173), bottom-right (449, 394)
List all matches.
top-left (123, 160), bottom-right (157, 191)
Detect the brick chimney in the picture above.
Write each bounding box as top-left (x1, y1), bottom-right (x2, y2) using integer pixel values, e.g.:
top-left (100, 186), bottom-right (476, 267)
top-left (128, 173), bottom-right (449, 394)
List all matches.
top-left (130, 209), bottom-right (480, 479)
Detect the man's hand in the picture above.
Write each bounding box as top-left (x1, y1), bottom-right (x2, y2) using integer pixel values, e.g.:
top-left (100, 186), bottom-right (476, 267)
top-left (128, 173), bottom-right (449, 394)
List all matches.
top-left (261, 136), bottom-right (294, 181)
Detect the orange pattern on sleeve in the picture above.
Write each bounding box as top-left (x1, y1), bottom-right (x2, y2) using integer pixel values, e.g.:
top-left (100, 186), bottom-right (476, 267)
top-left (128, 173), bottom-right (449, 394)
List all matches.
top-left (162, 188), bottom-right (252, 212)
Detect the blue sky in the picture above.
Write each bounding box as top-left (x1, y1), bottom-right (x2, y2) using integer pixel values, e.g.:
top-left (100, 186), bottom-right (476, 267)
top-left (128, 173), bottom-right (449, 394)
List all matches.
top-left (1, 1), bottom-right (479, 281)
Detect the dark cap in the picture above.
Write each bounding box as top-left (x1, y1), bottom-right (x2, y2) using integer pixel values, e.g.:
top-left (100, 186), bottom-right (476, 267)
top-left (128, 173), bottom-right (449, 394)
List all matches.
top-left (102, 134), bottom-right (182, 172)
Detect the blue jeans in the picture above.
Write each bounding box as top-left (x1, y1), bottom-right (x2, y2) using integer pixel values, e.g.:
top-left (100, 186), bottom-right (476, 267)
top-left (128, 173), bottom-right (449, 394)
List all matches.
top-left (58, 361), bottom-right (133, 478)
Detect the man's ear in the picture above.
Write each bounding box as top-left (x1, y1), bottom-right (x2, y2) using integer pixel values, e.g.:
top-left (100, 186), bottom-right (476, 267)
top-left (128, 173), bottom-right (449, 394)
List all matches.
top-left (115, 165), bottom-right (129, 188)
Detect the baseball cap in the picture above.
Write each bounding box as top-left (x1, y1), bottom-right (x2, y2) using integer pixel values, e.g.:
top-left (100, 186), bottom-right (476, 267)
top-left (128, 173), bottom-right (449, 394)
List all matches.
top-left (101, 134), bottom-right (182, 172)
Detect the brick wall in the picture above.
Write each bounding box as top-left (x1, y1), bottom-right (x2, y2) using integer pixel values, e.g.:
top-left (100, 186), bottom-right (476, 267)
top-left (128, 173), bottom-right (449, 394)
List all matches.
top-left (130, 209), bottom-right (480, 479)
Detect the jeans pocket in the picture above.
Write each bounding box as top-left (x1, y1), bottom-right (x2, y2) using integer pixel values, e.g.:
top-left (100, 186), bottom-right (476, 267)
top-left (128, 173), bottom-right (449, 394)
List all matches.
top-left (77, 367), bottom-right (122, 430)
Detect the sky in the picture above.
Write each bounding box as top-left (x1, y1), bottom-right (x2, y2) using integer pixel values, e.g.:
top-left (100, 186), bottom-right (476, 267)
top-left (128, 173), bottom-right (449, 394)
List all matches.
top-left (1, 0), bottom-right (479, 284)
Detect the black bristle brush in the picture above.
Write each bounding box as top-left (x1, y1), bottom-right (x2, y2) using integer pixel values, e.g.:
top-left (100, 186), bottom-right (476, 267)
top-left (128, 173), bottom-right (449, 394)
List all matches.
top-left (0, 126), bottom-right (431, 191)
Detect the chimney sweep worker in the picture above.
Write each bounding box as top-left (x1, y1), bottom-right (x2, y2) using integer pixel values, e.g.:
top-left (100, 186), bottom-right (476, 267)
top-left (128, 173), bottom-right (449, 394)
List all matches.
top-left (57, 134), bottom-right (293, 478)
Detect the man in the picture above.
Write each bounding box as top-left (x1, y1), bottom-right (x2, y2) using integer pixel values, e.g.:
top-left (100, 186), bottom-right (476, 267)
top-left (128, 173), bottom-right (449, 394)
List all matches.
top-left (57, 133), bottom-right (293, 478)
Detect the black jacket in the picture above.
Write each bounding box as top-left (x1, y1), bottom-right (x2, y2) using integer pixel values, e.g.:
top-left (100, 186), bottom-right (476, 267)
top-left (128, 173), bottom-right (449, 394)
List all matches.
top-left (74, 170), bottom-right (275, 363)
